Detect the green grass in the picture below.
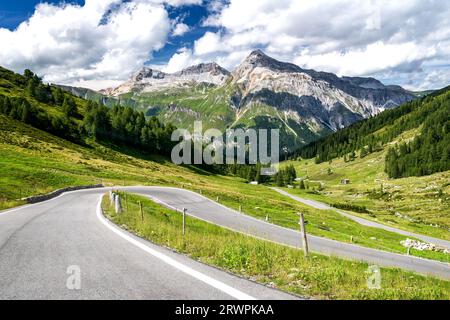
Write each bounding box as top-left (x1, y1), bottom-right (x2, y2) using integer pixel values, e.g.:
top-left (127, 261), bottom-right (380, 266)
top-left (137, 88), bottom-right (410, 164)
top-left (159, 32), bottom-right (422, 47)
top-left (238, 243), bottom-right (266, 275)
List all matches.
top-left (1, 115), bottom-right (448, 262)
top-left (282, 139), bottom-right (450, 241)
top-left (182, 176), bottom-right (449, 262)
top-left (101, 191), bottom-right (450, 300)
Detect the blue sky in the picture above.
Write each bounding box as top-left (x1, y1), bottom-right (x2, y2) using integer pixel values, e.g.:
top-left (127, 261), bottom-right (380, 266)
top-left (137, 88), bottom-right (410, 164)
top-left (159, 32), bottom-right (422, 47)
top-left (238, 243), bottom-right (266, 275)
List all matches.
top-left (0, 0), bottom-right (449, 91)
top-left (0, 0), bottom-right (215, 66)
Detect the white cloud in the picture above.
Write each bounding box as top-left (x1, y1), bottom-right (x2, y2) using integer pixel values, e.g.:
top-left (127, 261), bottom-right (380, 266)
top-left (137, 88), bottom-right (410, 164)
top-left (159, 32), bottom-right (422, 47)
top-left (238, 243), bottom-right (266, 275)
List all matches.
top-left (163, 47), bottom-right (199, 73)
top-left (172, 23), bottom-right (190, 37)
top-left (294, 41), bottom-right (437, 76)
top-left (0, 0), bottom-right (203, 89)
top-left (171, 0), bottom-right (450, 89)
top-left (194, 31), bottom-right (222, 55)
top-left (163, 0), bottom-right (203, 6)
top-left (3, 0), bottom-right (450, 90)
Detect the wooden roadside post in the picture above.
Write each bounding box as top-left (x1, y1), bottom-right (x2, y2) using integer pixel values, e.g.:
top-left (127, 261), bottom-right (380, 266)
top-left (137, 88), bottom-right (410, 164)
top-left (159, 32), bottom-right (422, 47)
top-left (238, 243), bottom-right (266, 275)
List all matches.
top-left (239, 205), bottom-right (242, 213)
top-left (182, 208), bottom-right (187, 236)
top-left (125, 194), bottom-right (128, 212)
top-left (299, 213), bottom-right (309, 257)
top-left (139, 201), bottom-right (144, 222)
top-left (407, 245), bottom-right (411, 256)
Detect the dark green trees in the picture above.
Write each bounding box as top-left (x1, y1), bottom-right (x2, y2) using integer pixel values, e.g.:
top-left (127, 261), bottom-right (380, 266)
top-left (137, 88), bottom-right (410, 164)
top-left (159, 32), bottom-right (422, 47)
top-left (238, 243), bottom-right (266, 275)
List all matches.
top-left (385, 98), bottom-right (450, 178)
top-left (273, 164), bottom-right (297, 187)
top-left (82, 102), bottom-right (176, 155)
top-left (62, 97), bottom-right (78, 118)
top-left (24, 69), bottom-right (53, 103)
top-left (294, 87), bottom-right (450, 179)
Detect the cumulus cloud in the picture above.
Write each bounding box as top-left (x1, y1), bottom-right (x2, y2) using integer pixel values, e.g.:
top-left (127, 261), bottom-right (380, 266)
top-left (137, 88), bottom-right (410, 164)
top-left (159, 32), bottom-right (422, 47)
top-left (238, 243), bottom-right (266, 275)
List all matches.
top-left (174, 0), bottom-right (450, 89)
top-left (0, 0), bottom-right (198, 89)
top-left (3, 0), bottom-right (449, 90)
top-left (163, 47), bottom-right (198, 72)
top-left (172, 23), bottom-right (190, 37)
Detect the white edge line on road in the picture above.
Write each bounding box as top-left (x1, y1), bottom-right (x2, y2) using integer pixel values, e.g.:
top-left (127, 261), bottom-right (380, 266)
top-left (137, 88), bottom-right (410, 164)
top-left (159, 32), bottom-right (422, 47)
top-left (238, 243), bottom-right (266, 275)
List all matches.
top-left (0, 192), bottom-right (67, 216)
top-left (0, 187), bottom-right (111, 217)
top-left (95, 196), bottom-right (256, 301)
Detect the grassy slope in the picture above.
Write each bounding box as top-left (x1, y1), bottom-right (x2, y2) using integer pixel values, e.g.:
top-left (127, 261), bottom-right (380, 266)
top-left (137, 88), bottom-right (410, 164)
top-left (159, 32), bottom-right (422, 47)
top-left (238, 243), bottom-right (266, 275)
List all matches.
top-left (121, 83), bottom-right (236, 131)
top-left (282, 132), bottom-right (450, 241)
top-left (1, 115), bottom-right (449, 262)
top-left (102, 192), bottom-right (450, 300)
top-left (0, 67), bottom-right (88, 122)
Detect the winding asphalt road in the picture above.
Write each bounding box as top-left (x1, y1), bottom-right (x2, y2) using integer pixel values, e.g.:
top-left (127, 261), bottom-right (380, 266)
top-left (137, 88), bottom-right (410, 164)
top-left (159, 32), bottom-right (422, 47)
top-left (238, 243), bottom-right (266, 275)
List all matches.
top-left (0, 188), bottom-right (298, 300)
top-left (123, 187), bottom-right (449, 280)
top-left (0, 186), bottom-right (449, 300)
top-left (271, 188), bottom-right (450, 249)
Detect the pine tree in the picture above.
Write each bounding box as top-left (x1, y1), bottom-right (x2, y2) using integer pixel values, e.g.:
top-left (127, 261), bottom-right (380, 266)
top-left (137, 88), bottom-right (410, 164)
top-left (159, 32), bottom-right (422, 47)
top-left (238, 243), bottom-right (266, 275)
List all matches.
top-left (53, 88), bottom-right (65, 105)
top-left (276, 172), bottom-right (284, 187)
top-left (299, 180), bottom-right (305, 189)
top-left (62, 97), bottom-right (77, 118)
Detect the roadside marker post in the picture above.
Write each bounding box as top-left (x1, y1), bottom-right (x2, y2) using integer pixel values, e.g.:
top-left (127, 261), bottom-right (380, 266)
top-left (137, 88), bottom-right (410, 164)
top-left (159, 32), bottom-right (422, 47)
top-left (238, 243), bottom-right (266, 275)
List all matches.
top-left (216, 196), bottom-right (219, 203)
top-left (299, 213), bottom-right (309, 257)
top-left (407, 245), bottom-right (411, 256)
top-left (115, 194), bottom-right (122, 214)
top-left (109, 191), bottom-right (113, 204)
top-left (139, 201), bottom-right (144, 222)
top-left (239, 205), bottom-right (242, 213)
top-left (182, 208), bottom-right (187, 236)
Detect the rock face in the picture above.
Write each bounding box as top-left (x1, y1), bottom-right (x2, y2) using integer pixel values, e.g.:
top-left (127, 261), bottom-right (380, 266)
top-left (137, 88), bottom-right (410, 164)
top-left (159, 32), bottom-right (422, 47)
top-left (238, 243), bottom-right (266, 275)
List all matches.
top-left (101, 63), bottom-right (230, 96)
top-left (96, 50), bottom-right (415, 149)
top-left (230, 50), bottom-right (413, 131)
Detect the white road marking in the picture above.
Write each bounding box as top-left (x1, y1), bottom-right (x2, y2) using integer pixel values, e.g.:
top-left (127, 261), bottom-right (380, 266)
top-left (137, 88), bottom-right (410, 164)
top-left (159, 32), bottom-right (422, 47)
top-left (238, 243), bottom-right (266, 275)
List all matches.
top-left (0, 193), bottom-right (66, 217)
top-left (95, 196), bottom-right (256, 300)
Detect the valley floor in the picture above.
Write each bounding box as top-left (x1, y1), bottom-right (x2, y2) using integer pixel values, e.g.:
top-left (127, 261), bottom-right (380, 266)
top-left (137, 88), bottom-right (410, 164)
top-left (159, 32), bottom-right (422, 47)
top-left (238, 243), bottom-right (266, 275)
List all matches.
top-left (283, 150), bottom-right (450, 242)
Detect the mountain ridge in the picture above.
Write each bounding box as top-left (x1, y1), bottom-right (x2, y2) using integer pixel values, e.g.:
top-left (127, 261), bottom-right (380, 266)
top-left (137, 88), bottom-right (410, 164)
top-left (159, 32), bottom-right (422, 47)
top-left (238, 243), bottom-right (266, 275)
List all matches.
top-left (58, 50), bottom-right (416, 150)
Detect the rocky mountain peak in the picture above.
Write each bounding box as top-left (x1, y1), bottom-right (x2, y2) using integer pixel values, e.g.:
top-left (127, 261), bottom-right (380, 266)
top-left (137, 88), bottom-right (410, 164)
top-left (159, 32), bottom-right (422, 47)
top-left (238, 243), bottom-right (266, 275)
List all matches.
top-left (233, 50), bottom-right (302, 81)
top-left (176, 62), bottom-right (230, 77)
top-left (131, 67), bottom-right (166, 82)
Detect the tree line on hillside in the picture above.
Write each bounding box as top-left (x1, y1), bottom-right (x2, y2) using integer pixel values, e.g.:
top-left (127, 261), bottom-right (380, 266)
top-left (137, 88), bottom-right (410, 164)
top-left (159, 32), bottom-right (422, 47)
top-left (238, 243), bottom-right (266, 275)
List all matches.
top-left (292, 93), bottom-right (449, 163)
top-left (292, 88), bottom-right (450, 179)
top-left (0, 69), bottom-right (176, 156)
top-left (385, 96), bottom-right (450, 178)
top-left (83, 101), bottom-right (176, 155)
top-left (0, 94), bottom-right (80, 140)
top-left (197, 162), bottom-right (297, 187)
